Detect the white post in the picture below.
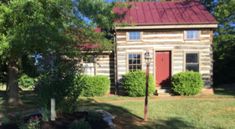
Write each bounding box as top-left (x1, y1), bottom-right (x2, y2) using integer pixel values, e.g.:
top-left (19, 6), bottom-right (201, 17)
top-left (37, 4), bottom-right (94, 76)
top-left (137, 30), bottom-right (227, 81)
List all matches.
top-left (51, 98), bottom-right (56, 121)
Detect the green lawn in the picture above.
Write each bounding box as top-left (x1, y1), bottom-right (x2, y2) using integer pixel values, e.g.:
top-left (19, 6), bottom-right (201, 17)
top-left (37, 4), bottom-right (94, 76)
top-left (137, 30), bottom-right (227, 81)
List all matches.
top-left (0, 87), bottom-right (235, 129)
top-left (77, 96), bottom-right (235, 129)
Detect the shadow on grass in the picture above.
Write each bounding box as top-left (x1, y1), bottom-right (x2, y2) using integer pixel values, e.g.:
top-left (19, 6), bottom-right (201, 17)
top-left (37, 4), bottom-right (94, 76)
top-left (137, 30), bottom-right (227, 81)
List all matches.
top-left (77, 98), bottom-right (196, 129)
top-left (143, 118), bottom-right (195, 129)
top-left (0, 90), bottom-right (39, 113)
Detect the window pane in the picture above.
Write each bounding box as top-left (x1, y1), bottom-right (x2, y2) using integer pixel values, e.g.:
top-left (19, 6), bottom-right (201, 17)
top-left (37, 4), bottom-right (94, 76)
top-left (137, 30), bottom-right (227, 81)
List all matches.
top-left (128, 53), bottom-right (142, 71)
top-left (129, 66), bottom-right (133, 71)
top-left (129, 32), bottom-right (140, 40)
top-left (186, 64), bottom-right (199, 72)
top-left (186, 53), bottom-right (198, 63)
top-left (137, 65), bottom-right (142, 70)
top-left (83, 63), bottom-right (95, 75)
top-left (186, 30), bottom-right (199, 40)
top-left (186, 53), bottom-right (199, 72)
top-left (132, 54), bottom-right (137, 59)
top-left (132, 60), bottom-right (136, 64)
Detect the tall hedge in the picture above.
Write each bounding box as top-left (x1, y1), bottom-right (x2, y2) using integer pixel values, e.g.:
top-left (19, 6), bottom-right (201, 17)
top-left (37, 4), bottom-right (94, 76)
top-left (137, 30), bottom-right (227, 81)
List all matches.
top-left (122, 70), bottom-right (155, 97)
top-left (74, 75), bottom-right (110, 97)
top-left (171, 71), bottom-right (204, 96)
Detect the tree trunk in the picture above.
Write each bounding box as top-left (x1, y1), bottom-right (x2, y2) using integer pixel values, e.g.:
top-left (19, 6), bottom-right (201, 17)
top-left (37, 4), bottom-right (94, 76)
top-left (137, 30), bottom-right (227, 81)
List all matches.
top-left (7, 60), bottom-right (22, 105)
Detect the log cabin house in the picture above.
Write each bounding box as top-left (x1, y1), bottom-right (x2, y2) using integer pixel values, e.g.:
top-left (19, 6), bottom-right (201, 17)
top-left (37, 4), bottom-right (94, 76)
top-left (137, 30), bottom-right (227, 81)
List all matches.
top-left (82, 0), bottom-right (218, 94)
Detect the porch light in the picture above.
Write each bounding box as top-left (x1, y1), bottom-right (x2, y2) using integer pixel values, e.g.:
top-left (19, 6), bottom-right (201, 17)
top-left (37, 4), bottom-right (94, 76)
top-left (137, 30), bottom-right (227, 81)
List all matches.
top-left (144, 50), bottom-right (152, 122)
top-left (144, 51), bottom-right (152, 64)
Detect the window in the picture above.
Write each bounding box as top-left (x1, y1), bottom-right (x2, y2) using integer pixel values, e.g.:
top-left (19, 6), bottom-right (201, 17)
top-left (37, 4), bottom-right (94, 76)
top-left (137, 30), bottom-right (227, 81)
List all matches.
top-left (186, 53), bottom-right (199, 72)
top-left (83, 63), bottom-right (95, 75)
top-left (185, 30), bottom-right (200, 40)
top-left (82, 56), bottom-right (95, 75)
top-left (128, 32), bottom-right (141, 41)
top-left (128, 53), bottom-right (142, 71)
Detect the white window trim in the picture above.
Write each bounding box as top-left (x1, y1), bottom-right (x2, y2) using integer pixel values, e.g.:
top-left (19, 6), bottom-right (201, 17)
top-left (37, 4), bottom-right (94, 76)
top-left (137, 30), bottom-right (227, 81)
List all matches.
top-left (184, 30), bottom-right (201, 41)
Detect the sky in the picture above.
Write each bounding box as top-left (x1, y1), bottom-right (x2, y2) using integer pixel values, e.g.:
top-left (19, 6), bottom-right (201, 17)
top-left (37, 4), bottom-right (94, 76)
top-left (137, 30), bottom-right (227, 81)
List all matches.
top-left (105, 0), bottom-right (115, 3)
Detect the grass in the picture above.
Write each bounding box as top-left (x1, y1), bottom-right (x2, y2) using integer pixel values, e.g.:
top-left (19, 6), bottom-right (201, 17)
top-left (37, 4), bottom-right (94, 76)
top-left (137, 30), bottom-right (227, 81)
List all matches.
top-left (77, 96), bottom-right (235, 129)
top-left (0, 85), bottom-right (235, 129)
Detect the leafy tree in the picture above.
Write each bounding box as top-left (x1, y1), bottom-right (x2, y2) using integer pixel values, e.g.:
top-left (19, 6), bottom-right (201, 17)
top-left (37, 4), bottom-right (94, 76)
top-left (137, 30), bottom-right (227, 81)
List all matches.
top-left (0, 0), bottom-right (116, 105)
top-left (200, 0), bottom-right (235, 84)
top-left (212, 0), bottom-right (235, 84)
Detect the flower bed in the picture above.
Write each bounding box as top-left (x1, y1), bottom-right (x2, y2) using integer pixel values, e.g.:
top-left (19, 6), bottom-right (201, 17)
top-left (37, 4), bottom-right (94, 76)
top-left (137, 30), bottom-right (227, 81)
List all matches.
top-left (0, 111), bottom-right (110, 129)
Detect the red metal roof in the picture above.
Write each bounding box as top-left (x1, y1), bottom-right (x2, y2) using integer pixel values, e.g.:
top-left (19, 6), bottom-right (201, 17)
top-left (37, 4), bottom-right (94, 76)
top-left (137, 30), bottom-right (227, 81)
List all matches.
top-left (76, 43), bottom-right (100, 50)
top-left (114, 1), bottom-right (217, 25)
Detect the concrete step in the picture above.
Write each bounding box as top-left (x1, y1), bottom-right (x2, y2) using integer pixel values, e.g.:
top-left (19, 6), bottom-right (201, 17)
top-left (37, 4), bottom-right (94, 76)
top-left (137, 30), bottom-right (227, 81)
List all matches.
top-left (156, 87), bottom-right (173, 96)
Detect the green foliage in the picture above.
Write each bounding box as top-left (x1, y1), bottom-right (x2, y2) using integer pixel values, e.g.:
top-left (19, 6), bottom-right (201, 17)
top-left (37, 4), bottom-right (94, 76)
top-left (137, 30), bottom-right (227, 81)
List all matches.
top-left (35, 58), bottom-right (78, 111)
top-left (36, 72), bottom-right (75, 110)
top-left (171, 72), bottom-right (204, 96)
top-left (198, 0), bottom-right (235, 84)
top-left (212, 0), bottom-right (235, 84)
top-left (68, 119), bottom-right (91, 129)
top-left (0, 0), bottom-right (116, 101)
top-left (0, 58), bottom-right (7, 83)
top-left (40, 108), bottom-right (50, 122)
top-left (122, 70), bottom-right (155, 97)
top-left (19, 117), bottom-right (40, 129)
top-left (77, 0), bottom-right (115, 30)
top-left (74, 75), bottom-right (110, 97)
top-left (18, 74), bottom-right (36, 90)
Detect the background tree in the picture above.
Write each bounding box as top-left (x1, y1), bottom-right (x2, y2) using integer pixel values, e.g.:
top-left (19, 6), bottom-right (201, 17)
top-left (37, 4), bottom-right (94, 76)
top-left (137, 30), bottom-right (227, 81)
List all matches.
top-left (212, 0), bottom-right (235, 85)
top-left (200, 0), bottom-right (235, 85)
top-left (0, 0), bottom-right (116, 105)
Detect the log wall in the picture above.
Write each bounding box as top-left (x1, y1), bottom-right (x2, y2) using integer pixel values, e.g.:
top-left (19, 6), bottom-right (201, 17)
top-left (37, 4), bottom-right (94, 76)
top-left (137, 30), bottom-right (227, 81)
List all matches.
top-left (116, 29), bottom-right (214, 87)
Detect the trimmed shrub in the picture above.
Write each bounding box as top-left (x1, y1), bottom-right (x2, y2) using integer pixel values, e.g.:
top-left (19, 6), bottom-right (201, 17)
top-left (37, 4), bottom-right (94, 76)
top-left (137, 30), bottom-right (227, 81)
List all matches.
top-left (171, 71), bottom-right (204, 96)
top-left (122, 70), bottom-right (155, 97)
top-left (18, 74), bottom-right (37, 90)
top-left (74, 75), bottom-right (110, 97)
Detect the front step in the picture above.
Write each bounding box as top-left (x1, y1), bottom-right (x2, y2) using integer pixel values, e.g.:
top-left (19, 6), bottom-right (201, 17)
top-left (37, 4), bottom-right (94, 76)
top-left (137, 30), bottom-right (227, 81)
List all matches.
top-left (156, 87), bottom-right (172, 96)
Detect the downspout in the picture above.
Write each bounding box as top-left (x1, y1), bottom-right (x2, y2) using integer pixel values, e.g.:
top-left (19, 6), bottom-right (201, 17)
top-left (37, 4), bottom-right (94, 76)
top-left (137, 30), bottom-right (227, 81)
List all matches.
top-left (114, 27), bottom-right (119, 95)
top-left (93, 55), bottom-right (97, 76)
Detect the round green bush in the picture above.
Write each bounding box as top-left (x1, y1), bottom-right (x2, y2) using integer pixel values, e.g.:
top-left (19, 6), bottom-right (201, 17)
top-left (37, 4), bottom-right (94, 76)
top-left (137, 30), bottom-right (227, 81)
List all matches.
top-left (18, 74), bottom-right (37, 90)
top-left (171, 71), bottom-right (204, 96)
top-left (122, 70), bottom-right (155, 97)
top-left (75, 75), bottom-right (110, 97)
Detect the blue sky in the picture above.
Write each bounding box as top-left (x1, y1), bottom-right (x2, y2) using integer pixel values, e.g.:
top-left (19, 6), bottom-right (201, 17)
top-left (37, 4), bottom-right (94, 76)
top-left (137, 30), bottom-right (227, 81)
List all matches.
top-left (105, 0), bottom-right (115, 3)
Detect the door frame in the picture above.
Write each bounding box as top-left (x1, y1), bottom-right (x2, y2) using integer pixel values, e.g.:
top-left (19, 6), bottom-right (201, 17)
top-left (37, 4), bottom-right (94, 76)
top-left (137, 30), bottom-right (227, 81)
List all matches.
top-left (154, 50), bottom-right (173, 87)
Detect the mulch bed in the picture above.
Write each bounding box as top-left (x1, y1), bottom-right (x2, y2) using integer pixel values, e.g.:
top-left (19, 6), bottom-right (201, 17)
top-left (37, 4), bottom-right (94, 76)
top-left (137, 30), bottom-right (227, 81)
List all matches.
top-left (0, 111), bottom-right (109, 129)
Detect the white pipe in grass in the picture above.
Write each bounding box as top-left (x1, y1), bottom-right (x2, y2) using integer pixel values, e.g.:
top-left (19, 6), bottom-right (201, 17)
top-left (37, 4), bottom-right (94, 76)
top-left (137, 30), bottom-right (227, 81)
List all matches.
top-left (51, 98), bottom-right (56, 121)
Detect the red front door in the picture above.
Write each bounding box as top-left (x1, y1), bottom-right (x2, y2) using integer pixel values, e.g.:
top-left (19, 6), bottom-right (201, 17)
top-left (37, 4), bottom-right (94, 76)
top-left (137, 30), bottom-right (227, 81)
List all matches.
top-left (155, 51), bottom-right (171, 87)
